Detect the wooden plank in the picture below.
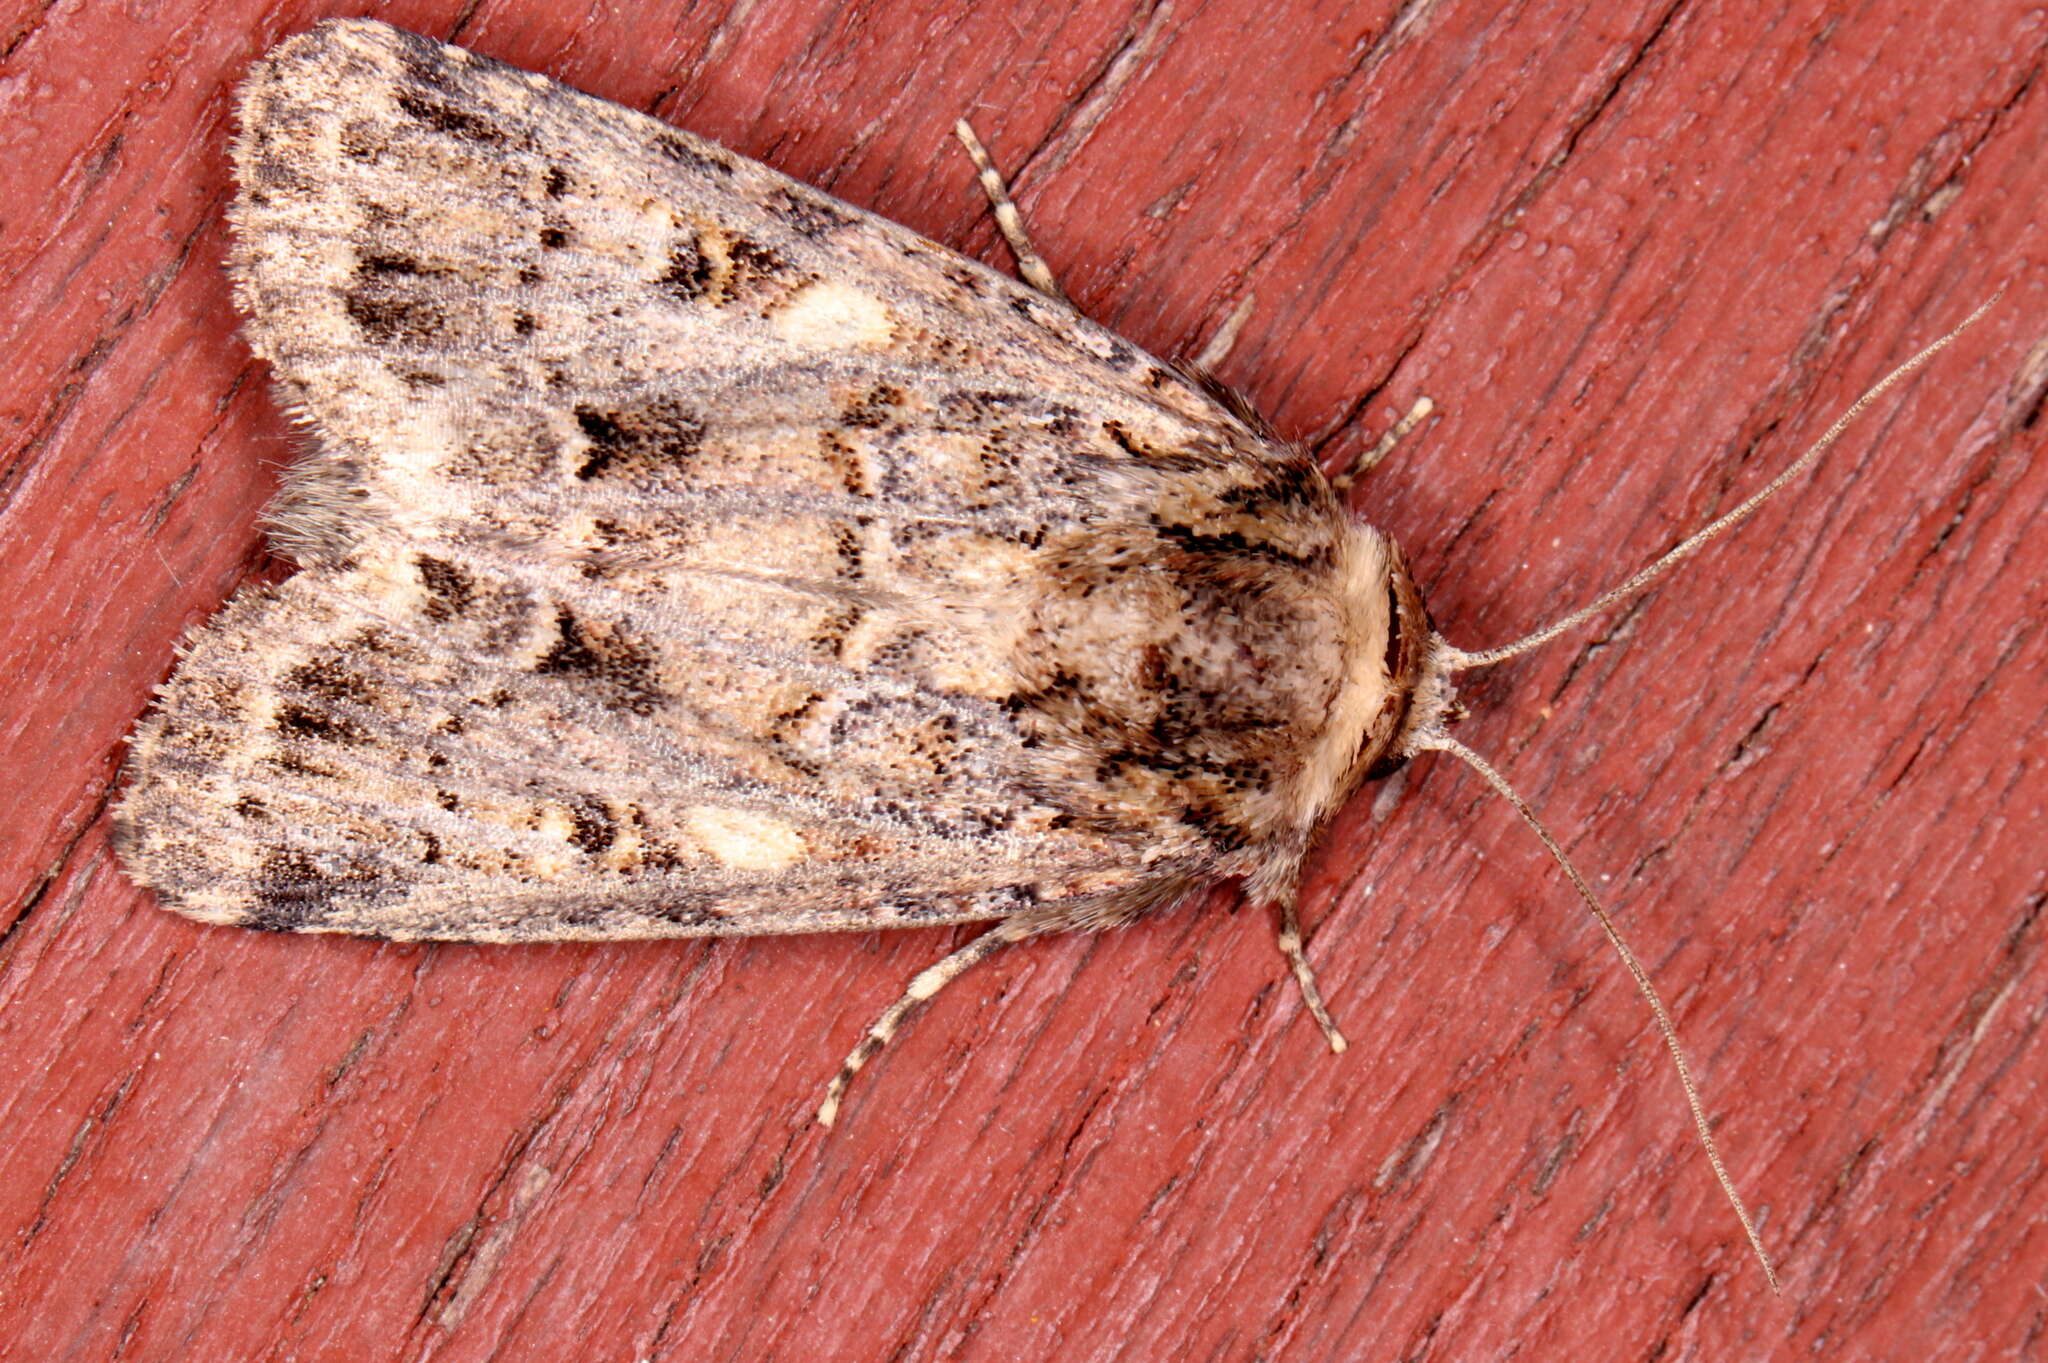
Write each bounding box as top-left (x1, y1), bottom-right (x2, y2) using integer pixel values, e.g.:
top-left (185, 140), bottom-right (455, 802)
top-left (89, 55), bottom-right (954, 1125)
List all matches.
top-left (2, 1), bottom-right (2041, 1358)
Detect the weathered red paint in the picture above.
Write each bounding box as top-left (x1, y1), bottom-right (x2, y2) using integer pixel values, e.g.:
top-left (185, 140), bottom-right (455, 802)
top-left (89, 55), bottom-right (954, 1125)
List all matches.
top-left (2, 2), bottom-right (2041, 1359)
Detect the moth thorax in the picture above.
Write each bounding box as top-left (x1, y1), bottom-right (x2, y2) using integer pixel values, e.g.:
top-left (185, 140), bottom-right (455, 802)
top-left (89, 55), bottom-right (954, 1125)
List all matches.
top-left (1289, 525), bottom-right (1451, 843)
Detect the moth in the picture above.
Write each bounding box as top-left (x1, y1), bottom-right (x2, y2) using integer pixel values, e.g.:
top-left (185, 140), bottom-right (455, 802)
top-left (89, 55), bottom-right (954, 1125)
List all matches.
top-left (115, 19), bottom-right (1989, 1288)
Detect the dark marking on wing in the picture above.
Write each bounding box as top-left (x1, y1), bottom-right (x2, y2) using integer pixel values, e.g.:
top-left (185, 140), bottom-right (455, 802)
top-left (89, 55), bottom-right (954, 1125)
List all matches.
top-left (356, 250), bottom-right (448, 279)
top-left (653, 131), bottom-right (735, 177)
top-left (1151, 516), bottom-right (1333, 571)
top-left (251, 850), bottom-right (327, 930)
top-left (844, 383), bottom-right (907, 429)
top-left (344, 287), bottom-right (444, 346)
top-left (395, 90), bottom-right (509, 147)
top-left (726, 236), bottom-right (788, 294)
top-left (416, 554), bottom-right (479, 621)
top-left (819, 431), bottom-right (870, 496)
top-left (276, 703), bottom-right (369, 746)
top-left (566, 796), bottom-right (617, 854)
top-left (660, 234), bottom-right (713, 301)
top-left (764, 185), bottom-right (853, 236)
top-left (573, 398), bottom-right (705, 482)
top-left (536, 608), bottom-right (663, 714)
top-left (809, 603), bottom-right (866, 659)
top-left (283, 656), bottom-right (382, 705)
top-left (250, 848), bottom-right (382, 930)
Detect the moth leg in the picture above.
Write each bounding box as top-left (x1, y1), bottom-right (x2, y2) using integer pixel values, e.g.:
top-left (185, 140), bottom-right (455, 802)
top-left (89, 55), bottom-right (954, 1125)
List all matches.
top-left (952, 119), bottom-right (1069, 303)
top-left (1277, 901), bottom-right (1349, 1053)
top-left (817, 919), bottom-right (1037, 1127)
top-left (1332, 396), bottom-right (1437, 492)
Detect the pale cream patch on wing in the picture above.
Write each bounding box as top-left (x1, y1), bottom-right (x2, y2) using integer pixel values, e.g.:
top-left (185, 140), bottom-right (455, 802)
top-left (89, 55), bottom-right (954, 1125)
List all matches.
top-left (528, 803), bottom-right (582, 877)
top-left (772, 280), bottom-right (894, 348)
top-left (684, 806), bottom-right (807, 870)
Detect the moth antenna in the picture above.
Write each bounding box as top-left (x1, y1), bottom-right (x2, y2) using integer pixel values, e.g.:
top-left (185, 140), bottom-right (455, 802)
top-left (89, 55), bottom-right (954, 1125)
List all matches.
top-left (817, 920), bottom-right (1035, 1128)
top-left (1443, 293), bottom-right (2000, 672)
top-left (1412, 728), bottom-right (1781, 1292)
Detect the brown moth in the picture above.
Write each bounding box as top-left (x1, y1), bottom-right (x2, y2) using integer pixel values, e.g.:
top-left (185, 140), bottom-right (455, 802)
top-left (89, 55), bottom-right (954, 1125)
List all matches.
top-left (113, 19), bottom-right (1991, 1289)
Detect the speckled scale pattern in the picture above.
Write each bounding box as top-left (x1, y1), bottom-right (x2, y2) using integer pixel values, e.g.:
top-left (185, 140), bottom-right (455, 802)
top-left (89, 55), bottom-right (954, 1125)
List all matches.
top-left (114, 20), bottom-right (1413, 943)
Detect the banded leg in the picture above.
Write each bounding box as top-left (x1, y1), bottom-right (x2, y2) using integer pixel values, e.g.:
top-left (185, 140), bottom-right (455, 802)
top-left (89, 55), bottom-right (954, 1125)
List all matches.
top-left (817, 918), bottom-right (1038, 1127)
top-left (1277, 900), bottom-right (1348, 1053)
top-left (953, 119), bottom-right (1068, 303)
top-left (1332, 396), bottom-right (1436, 492)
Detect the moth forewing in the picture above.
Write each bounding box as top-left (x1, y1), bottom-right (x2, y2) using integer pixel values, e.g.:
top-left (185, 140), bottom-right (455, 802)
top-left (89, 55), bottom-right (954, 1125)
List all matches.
top-left (118, 19), bottom-right (1395, 1011)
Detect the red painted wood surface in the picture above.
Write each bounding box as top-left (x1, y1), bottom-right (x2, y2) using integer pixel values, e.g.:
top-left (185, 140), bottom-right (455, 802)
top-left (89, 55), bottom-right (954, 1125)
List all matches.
top-left (4, 2), bottom-right (2043, 1359)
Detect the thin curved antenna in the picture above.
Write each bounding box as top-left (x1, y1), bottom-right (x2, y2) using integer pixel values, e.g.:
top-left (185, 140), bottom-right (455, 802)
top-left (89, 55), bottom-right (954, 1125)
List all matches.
top-left (1446, 294), bottom-right (2000, 672)
top-left (1415, 728), bottom-right (1782, 1293)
